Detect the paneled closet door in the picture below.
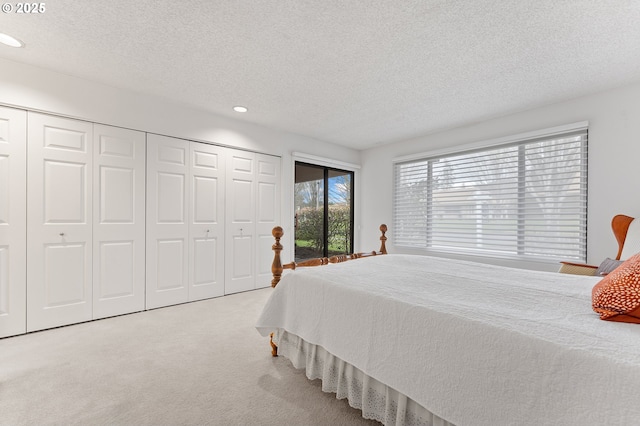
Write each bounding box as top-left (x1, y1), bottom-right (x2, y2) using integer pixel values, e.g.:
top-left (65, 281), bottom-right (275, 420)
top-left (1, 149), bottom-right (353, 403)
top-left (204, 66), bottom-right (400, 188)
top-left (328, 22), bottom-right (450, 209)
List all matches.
top-left (93, 125), bottom-right (146, 319)
top-left (225, 150), bottom-right (256, 294)
top-left (189, 143), bottom-right (225, 301)
top-left (146, 134), bottom-right (189, 309)
top-left (0, 106), bottom-right (26, 338)
top-left (255, 154), bottom-right (281, 289)
top-left (27, 113), bottom-right (94, 332)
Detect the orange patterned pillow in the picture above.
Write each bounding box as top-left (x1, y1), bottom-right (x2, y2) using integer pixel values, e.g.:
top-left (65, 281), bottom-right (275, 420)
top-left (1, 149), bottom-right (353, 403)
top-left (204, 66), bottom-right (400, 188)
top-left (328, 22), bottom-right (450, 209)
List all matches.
top-left (592, 252), bottom-right (640, 323)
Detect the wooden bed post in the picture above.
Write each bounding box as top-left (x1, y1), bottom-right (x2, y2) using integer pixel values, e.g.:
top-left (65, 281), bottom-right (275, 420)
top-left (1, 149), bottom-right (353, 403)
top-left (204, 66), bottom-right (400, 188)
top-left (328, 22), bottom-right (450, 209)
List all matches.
top-left (269, 333), bottom-right (278, 357)
top-left (379, 224), bottom-right (387, 254)
top-left (271, 226), bottom-right (284, 288)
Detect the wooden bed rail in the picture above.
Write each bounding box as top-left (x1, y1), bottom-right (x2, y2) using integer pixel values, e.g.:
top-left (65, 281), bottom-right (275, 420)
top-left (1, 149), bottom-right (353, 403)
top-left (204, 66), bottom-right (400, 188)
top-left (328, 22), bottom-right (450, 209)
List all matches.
top-left (271, 224), bottom-right (387, 287)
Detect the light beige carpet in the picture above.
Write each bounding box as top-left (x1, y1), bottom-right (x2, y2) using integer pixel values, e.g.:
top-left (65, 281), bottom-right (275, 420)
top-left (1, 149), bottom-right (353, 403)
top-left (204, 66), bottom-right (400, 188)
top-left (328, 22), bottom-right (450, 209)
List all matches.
top-left (0, 288), bottom-right (378, 425)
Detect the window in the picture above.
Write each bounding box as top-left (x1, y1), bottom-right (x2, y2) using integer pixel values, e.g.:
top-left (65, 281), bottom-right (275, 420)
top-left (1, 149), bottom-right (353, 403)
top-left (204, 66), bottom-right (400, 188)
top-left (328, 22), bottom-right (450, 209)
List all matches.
top-left (393, 126), bottom-right (588, 263)
top-left (294, 162), bottom-right (354, 261)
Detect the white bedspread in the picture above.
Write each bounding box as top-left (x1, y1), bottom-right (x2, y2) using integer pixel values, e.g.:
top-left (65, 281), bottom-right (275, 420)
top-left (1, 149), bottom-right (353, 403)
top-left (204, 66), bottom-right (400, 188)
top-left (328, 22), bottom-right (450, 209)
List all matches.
top-left (256, 254), bottom-right (640, 426)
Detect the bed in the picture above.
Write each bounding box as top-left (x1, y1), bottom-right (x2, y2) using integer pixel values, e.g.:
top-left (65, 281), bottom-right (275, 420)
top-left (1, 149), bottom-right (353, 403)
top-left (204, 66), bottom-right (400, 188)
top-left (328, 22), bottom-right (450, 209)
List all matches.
top-left (256, 225), bottom-right (640, 426)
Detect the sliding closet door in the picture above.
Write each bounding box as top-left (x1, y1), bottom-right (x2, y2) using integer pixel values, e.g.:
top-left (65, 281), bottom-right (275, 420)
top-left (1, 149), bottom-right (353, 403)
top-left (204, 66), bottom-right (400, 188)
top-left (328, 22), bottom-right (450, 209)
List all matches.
top-left (225, 150), bottom-right (281, 293)
top-left (146, 134), bottom-right (189, 309)
top-left (189, 143), bottom-right (225, 301)
top-left (93, 125), bottom-right (146, 319)
top-left (27, 113), bottom-right (94, 332)
top-left (255, 154), bottom-right (281, 289)
top-left (225, 150), bottom-right (256, 294)
top-left (0, 106), bottom-right (26, 338)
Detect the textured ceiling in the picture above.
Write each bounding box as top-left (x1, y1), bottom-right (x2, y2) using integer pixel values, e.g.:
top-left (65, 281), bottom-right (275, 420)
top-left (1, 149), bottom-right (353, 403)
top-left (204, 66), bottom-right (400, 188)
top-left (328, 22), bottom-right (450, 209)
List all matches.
top-left (1, 1), bottom-right (640, 149)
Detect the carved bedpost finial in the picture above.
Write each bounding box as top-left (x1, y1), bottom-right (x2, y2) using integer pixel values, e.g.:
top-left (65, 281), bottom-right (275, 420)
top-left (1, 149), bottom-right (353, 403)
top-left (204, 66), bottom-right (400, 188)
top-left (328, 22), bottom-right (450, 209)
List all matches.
top-left (272, 226), bottom-right (284, 287)
top-left (379, 224), bottom-right (387, 254)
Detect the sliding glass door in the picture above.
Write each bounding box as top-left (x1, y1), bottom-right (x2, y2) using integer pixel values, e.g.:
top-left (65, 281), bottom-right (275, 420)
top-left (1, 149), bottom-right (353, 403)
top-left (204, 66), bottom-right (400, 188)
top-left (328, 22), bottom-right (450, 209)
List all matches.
top-left (294, 162), bottom-right (354, 261)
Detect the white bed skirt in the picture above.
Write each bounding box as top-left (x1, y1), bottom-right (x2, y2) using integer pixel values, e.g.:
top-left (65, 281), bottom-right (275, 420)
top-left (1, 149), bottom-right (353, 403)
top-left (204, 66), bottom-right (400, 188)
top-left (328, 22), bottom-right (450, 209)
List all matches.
top-left (275, 330), bottom-right (454, 426)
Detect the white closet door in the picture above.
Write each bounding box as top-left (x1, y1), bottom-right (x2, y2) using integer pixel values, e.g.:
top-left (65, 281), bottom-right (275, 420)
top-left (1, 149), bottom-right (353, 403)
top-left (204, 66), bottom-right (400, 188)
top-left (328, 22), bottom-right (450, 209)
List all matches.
top-left (255, 154), bottom-right (281, 289)
top-left (0, 106), bottom-right (26, 338)
top-left (93, 125), bottom-right (146, 319)
top-left (27, 113), bottom-right (93, 332)
top-left (146, 134), bottom-right (189, 309)
top-left (225, 150), bottom-right (256, 294)
top-left (189, 143), bottom-right (225, 301)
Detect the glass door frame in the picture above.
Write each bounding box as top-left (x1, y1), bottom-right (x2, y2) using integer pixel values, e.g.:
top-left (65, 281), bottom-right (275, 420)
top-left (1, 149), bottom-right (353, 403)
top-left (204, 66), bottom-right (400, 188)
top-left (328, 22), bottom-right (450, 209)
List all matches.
top-left (294, 161), bottom-right (355, 260)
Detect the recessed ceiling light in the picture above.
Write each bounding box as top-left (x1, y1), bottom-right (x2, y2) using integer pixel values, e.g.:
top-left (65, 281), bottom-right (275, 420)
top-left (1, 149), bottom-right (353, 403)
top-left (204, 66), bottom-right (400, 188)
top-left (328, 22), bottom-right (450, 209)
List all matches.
top-left (233, 106), bottom-right (248, 113)
top-left (0, 33), bottom-right (24, 48)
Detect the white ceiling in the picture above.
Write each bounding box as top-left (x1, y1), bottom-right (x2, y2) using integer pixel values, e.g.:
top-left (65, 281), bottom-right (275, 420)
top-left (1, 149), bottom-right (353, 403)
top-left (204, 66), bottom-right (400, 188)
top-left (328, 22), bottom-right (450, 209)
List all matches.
top-left (1, 1), bottom-right (640, 150)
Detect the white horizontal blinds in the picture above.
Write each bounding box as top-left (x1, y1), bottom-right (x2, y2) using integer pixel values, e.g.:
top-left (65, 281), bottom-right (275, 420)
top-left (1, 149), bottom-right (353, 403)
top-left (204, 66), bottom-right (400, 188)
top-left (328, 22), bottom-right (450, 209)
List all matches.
top-left (393, 129), bottom-right (588, 262)
top-left (521, 134), bottom-right (588, 261)
top-left (394, 160), bottom-right (431, 247)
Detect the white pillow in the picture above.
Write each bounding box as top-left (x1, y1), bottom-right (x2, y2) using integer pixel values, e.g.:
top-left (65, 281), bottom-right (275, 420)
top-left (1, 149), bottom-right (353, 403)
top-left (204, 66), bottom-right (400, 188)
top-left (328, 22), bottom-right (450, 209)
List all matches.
top-left (596, 258), bottom-right (624, 276)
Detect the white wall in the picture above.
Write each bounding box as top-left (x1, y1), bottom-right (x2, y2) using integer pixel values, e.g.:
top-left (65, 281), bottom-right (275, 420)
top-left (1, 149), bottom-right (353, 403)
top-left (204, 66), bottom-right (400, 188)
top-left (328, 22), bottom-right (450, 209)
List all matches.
top-left (7, 57), bottom-right (639, 271)
top-left (0, 57), bottom-right (361, 262)
top-left (359, 81), bottom-right (640, 271)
